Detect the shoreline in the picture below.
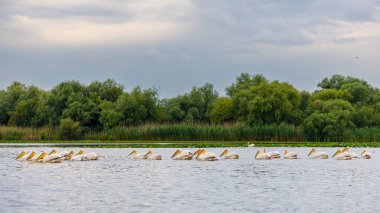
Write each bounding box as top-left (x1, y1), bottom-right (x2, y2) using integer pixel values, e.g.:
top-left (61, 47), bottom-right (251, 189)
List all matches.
top-left (1, 141), bottom-right (379, 148)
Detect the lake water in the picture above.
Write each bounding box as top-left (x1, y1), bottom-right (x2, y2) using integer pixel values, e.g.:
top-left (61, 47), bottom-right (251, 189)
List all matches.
top-left (1, 147), bottom-right (379, 213)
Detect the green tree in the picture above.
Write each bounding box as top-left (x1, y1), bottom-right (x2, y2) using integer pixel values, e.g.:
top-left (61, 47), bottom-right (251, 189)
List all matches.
top-left (209, 97), bottom-right (234, 123)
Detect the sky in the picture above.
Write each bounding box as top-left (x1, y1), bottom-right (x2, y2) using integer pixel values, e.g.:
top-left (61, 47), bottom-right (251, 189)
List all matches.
top-left (0, 0), bottom-right (380, 97)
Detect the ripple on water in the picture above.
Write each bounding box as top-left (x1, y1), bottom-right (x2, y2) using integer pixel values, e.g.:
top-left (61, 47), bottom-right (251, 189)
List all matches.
top-left (1, 147), bottom-right (380, 213)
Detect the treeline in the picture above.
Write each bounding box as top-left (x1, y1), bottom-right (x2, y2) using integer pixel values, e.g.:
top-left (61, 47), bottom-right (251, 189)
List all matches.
top-left (1, 73), bottom-right (380, 142)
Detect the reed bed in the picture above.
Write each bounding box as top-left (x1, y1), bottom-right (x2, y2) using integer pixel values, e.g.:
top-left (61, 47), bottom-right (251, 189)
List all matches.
top-left (1, 124), bottom-right (380, 143)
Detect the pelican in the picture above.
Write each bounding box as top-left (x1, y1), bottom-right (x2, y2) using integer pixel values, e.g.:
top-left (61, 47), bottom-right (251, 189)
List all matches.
top-left (65, 150), bottom-right (99, 161)
top-left (171, 149), bottom-right (193, 160)
top-left (254, 150), bottom-right (271, 160)
top-left (307, 148), bottom-right (329, 159)
top-left (247, 142), bottom-right (255, 147)
top-left (220, 149), bottom-right (239, 159)
top-left (263, 148), bottom-right (280, 159)
top-left (35, 151), bottom-right (62, 163)
top-left (284, 149), bottom-right (299, 159)
top-left (128, 150), bottom-right (150, 159)
top-left (195, 149), bottom-right (218, 161)
top-left (342, 147), bottom-right (359, 159)
top-left (145, 150), bottom-right (162, 160)
top-left (361, 149), bottom-right (371, 159)
top-left (332, 149), bottom-right (352, 160)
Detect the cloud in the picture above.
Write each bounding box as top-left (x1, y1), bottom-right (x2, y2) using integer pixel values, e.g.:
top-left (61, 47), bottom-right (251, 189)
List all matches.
top-left (0, 0), bottom-right (193, 47)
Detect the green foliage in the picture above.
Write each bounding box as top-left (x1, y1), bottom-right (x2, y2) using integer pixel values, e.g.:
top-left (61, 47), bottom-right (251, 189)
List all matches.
top-left (209, 97), bottom-right (234, 123)
top-left (58, 118), bottom-right (82, 140)
top-left (1, 74), bottom-right (380, 142)
top-left (163, 83), bottom-right (218, 123)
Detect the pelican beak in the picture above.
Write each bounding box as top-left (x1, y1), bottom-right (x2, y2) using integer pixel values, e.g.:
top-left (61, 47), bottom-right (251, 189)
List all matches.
top-left (220, 149), bottom-right (228, 157)
top-left (36, 152), bottom-right (47, 162)
top-left (342, 147), bottom-right (350, 153)
top-left (308, 148), bottom-right (316, 157)
top-left (284, 150), bottom-right (288, 155)
top-left (16, 151), bottom-right (26, 160)
top-left (361, 150), bottom-right (366, 155)
top-left (144, 150), bottom-right (153, 158)
top-left (255, 150), bottom-right (260, 159)
top-left (128, 150), bottom-right (137, 156)
top-left (77, 150), bottom-right (84, 155)
top-left (196, 149), bottom-right (205, 159)
top-left (49, 149), bottom-right (58, 155)
top-left (264, 148), bottom-right (267, 153)
top-left (65, 151), bottom-right (75, 160)
top-left (26, 151), bottom-right (37, 160)
top-left (332, 149), bottom-right (341, 158)
top-left (192, 149), bottom-right (201, 157)
top-left (171, 150), bottom-right (181, 158)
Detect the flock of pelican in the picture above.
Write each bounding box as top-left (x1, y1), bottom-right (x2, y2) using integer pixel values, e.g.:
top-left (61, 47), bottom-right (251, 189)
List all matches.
top-left (16, 147), bottom-right (372, 162)
top-left (16, 149), bottom-right (99, 163)
top-left (126, 147), bottom-right (372, 161)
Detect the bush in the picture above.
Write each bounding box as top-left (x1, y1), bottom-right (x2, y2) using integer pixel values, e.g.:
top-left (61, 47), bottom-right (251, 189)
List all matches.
top-left (59, 118), bottom-right (82, 140)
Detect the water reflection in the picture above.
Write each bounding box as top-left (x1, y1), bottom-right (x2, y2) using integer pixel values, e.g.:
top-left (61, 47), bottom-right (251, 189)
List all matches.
top-left (1, 147), bottom-right (380, 212)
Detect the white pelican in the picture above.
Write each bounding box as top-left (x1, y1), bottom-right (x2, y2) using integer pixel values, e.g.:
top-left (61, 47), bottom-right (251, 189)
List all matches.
top-left (65, 150), bottom-right (99, 161)
top-left (128, 150), bottom-right (150, 159)
top-left (254, 150), bottom-right (271, 160)
top-left (194, 149), bottom-right (218, 161)
top-left (307, 148), bottom-right (329, 159)
top-left (263, 148), bottom-right (280, 159)
top-left (361, 149), bottom-right (371, 159)
top-left (145, 150), bottom-right (162, 160)
top-left (171, 149), bottom-right (193, 160)
top-left (35, 151), bottom-right (62, 163)
top-left (284, 149), bottom-right (299, 159)
top-left (220, 149), bottom-right (239, 159)
top-left (342, 147), bottom-right (359, 159)
top-left (332, 149), bottom-right (352, 160)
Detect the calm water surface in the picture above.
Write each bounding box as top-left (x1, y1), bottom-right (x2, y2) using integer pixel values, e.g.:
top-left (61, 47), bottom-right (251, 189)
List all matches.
top-left (1, 147), bottom-right (379, 213)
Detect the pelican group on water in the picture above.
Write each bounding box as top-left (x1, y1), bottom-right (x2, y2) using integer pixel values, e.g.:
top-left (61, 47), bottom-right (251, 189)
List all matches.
top-left (16, 149), bottom-right (99, 163)
top-left (16, 147), bottom-right (374, 163)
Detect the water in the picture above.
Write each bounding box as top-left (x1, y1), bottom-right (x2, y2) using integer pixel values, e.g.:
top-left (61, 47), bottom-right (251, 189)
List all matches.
top-left (1, 147), bottom-right (379, 213)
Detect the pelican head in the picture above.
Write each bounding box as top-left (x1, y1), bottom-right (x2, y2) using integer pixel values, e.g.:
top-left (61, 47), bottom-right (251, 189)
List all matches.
top-left (65, 151), bottom-right (75, 160)
top-left (16, 150), bottom-right (27, 160)
top-left (342, 147), bottom-right (350, 153)
top-left (144, 150), bottom-right (153, 158)
top-left (36, 152), bottom-right (47, 162)
top-left (77, 149), bottom-right (84, 155)
top-left (26, 151), bottom-right (37, 160)
top-left (49, 149), bottom-right (58, 155)
top-left (171, 149), bottom-right (181, 158)
top-left (332, 149), bottom-right (342, 158)
top-left (220, 149), bottom-right (229, 157)
top-left (308, 148), bottom-right (316, 157)
top-left (255, 150), bottom-right (261, 159)
top-left (128, 150), bottom-right (137, 156)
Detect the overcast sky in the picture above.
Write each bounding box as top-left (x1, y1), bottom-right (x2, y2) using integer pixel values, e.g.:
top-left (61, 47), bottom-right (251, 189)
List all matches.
top-left (0, 0), bottom-right (379, 97)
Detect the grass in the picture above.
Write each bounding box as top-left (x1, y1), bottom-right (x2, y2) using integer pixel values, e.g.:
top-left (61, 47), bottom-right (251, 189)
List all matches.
top-left (1, 124), bottom-right (380, 147)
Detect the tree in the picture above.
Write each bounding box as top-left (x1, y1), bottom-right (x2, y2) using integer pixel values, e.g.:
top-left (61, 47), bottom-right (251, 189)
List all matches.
top-left (304, 99), bottom-right (355, 141)
top-left (209, 97), bottom-right (234, 123)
